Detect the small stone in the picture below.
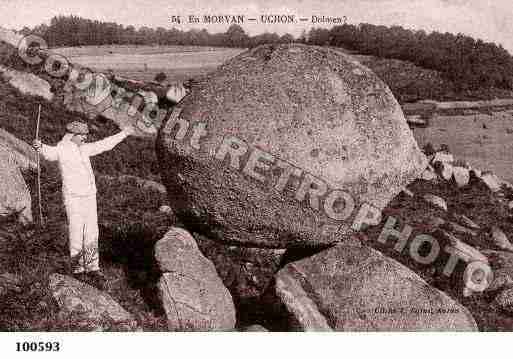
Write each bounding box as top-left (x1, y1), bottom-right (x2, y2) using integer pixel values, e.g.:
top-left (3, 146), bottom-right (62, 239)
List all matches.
top-left (401, 188), bottom-right (414, 197)
top-left (273, 249), bottom-right (287, 256)
top-left (491, 226), bottom-right (513, 252)
top-left (452, 167), bottom-right (470, 187)
top-left (441, 165), bottom-right (454, 181)
top-left (159, 205), bottom-right (173, 215)
top-left (434, 162), bottom-right (453, 181)
top-left (453, 214), bottom-right (480, 230)
top-left (448, 222), bottom-right (477, 237)
top-left (508, 201), bottom-right (513, 210)
top-left (423, 194), bottom-right (448, 211)
top-left (480, 173), bottom-right (501, 192)
top-left (166, 84), bottom-right (188, 103)
top-left (406, 115), bottom-right (428, 127)
top-left (432, 152), bottom-right (454, 164)
top-left (421, 168), bottom-right (438, 181)
top-left (427, 216), bottom-right (446, 229)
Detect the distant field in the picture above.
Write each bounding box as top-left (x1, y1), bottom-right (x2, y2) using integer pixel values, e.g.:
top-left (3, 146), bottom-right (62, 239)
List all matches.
top-left (414, 110), bottom-right (513, 183)
top-left (52, 45), bottom-right (243, 57)
top-left (51, 45), bottom-right (244, 83)
top-left (103, 67), bottom-right (217, 83)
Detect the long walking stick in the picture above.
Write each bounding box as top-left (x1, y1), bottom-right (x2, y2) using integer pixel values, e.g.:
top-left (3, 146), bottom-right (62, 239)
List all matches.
top-left (35, 104), bottom-right (44, 227)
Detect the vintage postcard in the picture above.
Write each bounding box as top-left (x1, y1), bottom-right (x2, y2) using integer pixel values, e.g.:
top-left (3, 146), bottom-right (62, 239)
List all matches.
top-left (0, 0), bottom-right (512, 356)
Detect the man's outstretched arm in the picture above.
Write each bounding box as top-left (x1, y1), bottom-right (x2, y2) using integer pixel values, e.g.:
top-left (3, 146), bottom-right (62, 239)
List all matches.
top-left (81, 126), bottom-right (134, 157)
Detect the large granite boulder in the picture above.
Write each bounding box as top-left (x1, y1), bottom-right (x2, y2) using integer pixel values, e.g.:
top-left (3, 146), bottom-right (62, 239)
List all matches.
top-left (0, 143), bottom-right (34, 224)
top-left (275, 242), bottom-right (478, 331)
top-left (157, 43), bottom-right (426, 248)
top-left (155, 227), bottom-right (236, 331)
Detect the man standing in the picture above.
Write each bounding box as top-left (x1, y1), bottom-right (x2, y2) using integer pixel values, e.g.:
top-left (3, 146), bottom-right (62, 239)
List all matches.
top-left (33, 121), bottom-right (134, 289)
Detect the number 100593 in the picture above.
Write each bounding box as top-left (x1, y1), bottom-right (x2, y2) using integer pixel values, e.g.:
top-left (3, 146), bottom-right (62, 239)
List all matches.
top-left (16, 341), bottom-right (60, 352)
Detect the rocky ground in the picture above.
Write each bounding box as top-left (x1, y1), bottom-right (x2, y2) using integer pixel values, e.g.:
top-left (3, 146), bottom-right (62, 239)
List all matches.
top-left (4, 141), bottom-right (513, 331)
top-left (2, 32), bottom-right (513, 331)
top-left (363, 149), bottom-right (513, 331)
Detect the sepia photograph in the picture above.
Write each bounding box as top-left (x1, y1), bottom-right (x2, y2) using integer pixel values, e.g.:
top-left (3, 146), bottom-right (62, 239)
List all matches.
top-left (0, 0), bottom-right (512, 356)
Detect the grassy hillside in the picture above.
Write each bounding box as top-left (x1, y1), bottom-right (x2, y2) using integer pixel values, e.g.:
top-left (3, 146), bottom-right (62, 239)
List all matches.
top-left (3, 36), bottom-right (513, 330)
top-left (0, 79), bottom-right (161, 179)
top-left (0, 77), bottom-right (173, 330)
top-left (359, 55), bottom-right (513, 102)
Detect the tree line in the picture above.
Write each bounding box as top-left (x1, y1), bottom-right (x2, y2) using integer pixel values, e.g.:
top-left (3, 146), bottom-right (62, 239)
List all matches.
top-left (20, 16), bottom-right (294, 48)
top-left (307, 24), bottom-right (513, 91)
top-left (20, 15), bottom-right (513, 91)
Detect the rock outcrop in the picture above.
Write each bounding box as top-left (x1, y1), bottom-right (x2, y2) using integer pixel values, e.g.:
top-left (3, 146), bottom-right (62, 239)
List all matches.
top-left (0, 143), bottom-right (34, 224)
top-left (275, 242), bottom-right (478, 331)
top-left (0, 65), bottom-right (53, 101)
top-left (0, 128), bottom-right (38, 169)
top-left (158, 43), bottom-right (427, 248)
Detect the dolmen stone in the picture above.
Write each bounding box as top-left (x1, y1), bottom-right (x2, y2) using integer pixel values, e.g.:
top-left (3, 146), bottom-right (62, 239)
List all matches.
top-left (157, 43), bottom-right (427, 248)
top-left (275, 242), bottom-right (478, 331)
top-left (155, 227), bottom-right (236, 331)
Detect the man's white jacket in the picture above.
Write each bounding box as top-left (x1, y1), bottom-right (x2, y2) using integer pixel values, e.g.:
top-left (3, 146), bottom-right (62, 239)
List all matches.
top-left (40, 131), bottom-right (129, 198)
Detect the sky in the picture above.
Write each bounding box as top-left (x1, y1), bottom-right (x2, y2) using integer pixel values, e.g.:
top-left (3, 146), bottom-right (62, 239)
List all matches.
top-left (1, 0), bottom-right (513, 53)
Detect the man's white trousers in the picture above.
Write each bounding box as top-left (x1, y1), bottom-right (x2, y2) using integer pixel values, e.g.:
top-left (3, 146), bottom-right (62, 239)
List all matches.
top-left (64, 194), bottom-right (100, 273)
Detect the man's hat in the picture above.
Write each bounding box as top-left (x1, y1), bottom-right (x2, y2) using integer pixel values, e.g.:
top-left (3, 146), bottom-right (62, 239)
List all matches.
top-left (66, 121), bottom-right (89, 135)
